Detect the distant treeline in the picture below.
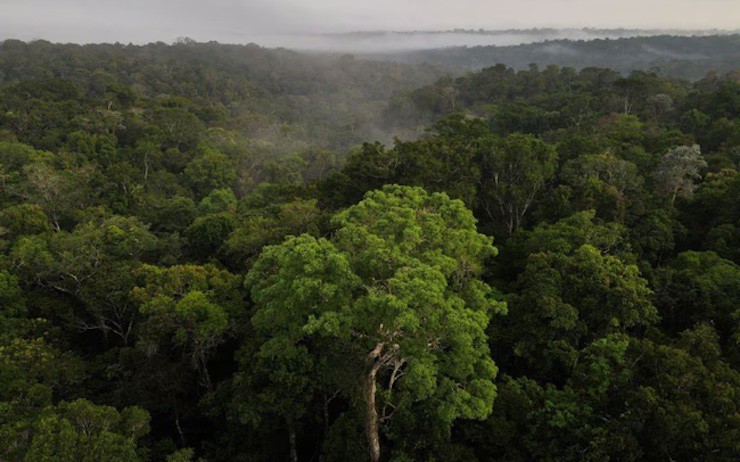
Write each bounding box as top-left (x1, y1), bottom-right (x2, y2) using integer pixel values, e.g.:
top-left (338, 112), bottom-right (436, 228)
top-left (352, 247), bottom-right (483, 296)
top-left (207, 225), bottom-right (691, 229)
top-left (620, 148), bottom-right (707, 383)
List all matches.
top-left (368, 34), bottom-right (740, 80)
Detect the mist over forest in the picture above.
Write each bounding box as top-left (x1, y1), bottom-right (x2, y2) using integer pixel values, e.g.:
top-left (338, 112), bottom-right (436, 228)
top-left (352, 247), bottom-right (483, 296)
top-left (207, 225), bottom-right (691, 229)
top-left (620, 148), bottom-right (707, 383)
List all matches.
top-left (365, 33), bottom-right (740, 80)
top-left (236, 28), bottom-right (739, 53)
top-left (0, 1), bottom-right (739, 461)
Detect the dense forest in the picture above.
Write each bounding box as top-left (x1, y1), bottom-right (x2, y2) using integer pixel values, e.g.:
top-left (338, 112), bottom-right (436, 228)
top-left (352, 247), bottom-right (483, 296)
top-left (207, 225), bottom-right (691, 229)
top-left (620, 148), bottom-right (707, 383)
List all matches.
top-left (0, 38), bottom-right (738, 461)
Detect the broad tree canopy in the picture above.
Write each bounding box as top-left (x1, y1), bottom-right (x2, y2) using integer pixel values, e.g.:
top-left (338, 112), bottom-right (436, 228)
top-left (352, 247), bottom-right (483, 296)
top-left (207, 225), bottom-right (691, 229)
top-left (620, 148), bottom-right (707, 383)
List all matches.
top-left (245, 185), bottom-right (505, 461)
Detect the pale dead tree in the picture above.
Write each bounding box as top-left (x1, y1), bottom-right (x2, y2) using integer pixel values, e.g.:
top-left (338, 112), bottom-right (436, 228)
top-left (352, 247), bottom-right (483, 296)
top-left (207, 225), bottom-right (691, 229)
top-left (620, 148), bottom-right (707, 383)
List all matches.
top-left (655, 145), bottom-right (707, 206)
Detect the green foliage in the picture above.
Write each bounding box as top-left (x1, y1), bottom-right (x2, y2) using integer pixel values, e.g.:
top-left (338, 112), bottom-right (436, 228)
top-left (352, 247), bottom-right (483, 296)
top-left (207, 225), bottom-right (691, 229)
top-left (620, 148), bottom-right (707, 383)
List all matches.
top-left (166, 448), bottom-right (196, 462)
top-left (11, 215), bottom-right (159, 344)
top-left (477, 133), bottom-right (557, 235)
top-left (0, 39), bottom-right (737, 461)
top-left (499, 210), bottom-right (631, 280)
top-left (140, 195), bottom-right (197, 234)
top-left (197, 188), bottom-right (237, 215)
top-left (560, 152), bottom-right (645, 222)
top-left (679, 168), bottom-right (740, 258)
top-left (22, 399), bottom-right (149, 462)
top-left (654, 251), bottom-right (740, 358)
top-left (132, 263), bottom-right (242, 388)
top-left (331, 128), bottom-right (483, 210)
top-left (0, 204), bottom-right (51, 243)
top-left (495, 243), bottom-right (656, 382)
top-left (0, 270), bottom-right (26, 320)
top-left (470, 331), bottom-right (740, 461)
top-left (223, 196), bottom-right (322, 269)
top-left (185, 213), bottom-right (236, 260)
top-left (183, 145), bottom-right (237, 199)
top-left (244, 185), bottom-right (503, 460)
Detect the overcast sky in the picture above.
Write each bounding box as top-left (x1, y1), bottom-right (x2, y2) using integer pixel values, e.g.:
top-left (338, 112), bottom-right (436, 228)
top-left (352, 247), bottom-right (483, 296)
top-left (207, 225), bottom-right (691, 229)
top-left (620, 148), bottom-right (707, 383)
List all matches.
top-left (1, 0), bottom-right (738, 45)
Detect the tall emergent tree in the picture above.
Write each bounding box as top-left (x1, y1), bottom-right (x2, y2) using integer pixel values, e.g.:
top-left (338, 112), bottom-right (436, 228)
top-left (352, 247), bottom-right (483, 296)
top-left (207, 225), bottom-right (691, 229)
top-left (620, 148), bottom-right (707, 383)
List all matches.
top-left (245, 185), bottom-right (505, 461)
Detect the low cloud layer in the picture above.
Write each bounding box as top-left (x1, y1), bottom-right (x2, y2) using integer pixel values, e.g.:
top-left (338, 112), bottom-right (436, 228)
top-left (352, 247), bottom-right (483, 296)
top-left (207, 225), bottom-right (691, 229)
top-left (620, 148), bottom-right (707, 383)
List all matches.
top-left (1, 0), bottom-right (737, 45)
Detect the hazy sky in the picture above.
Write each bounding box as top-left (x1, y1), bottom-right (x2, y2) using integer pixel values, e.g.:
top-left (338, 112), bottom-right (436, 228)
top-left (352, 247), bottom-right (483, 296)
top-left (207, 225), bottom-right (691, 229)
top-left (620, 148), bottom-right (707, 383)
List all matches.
top-left (1, 0), bottom-right (738, 44)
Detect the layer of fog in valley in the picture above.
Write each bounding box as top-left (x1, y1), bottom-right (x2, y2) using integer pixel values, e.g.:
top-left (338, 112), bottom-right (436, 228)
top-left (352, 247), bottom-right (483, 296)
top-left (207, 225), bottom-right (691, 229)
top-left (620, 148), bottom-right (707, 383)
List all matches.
top-left (246, 28), bottom-right (737, 53)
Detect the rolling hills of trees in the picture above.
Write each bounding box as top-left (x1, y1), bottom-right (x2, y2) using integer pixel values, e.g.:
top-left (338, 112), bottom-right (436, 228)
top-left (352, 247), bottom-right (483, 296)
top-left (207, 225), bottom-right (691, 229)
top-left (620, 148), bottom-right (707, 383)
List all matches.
top-left (0, 38), bottom-right (738, 461)
top-left (0, 39), bottom-right (443, 153)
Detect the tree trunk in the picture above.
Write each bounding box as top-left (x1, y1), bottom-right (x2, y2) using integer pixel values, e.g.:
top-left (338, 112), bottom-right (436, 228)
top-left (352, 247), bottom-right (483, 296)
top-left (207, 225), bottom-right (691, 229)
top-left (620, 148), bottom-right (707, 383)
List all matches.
top-left (174, 413), bottom-right (186, 446)
top-left (365, 367), bottom-right (381, 462)
top-left (323, 394), bottom-right (331, 435)
top-left (289, 423), bottom-right (298, 462)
